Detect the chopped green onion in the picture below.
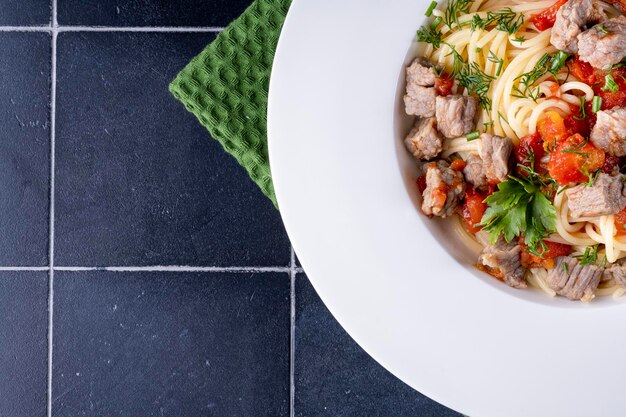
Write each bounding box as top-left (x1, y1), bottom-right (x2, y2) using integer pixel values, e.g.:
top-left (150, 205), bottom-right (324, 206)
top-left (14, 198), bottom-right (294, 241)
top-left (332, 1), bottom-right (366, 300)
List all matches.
top-left (431, 16), bottom-right (443, 29)
top-left (466, 130), bottom-right (480, 141)
top-left (592, 96), bottom-right (602, 113)
top-left (425, 1), bottom-right (438, 17)
top-left (602, 74), bottom-right (619, 93)
top-left (598, 24), bottom-right (609, 34)
top-left (550, 51), bottom-right (569, 73)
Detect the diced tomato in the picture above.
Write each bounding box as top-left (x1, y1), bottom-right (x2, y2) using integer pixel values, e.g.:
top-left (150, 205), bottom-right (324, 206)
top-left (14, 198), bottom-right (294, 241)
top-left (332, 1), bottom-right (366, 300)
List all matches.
top-left (547, 134), bottom-right (606, 185)
top-left (431, 188), bottom-right (447, 209)
top-left (515, 133), bottom-right (545, 174)
top-left (563, 112), bottom-right (591, 139)
top-left (530, 0), bottom-right (569, 31)
top-left (601, 155), bottom-right (620, 174)
top-left (568, 56), bottom-right (599, 85)
top-left (461, 187), bottom-right (488, 234)
top-left (538, 111), bottom-right (569, 151)
top-left (417, 176), bottom-right (427, 194)
top-left (435, 72), bottom-right (454, 97)
top-left (450, 159), bottom-right (466, 171)
top-left (520, 238), bottom-right (573, 268)
top-left (615, 206), bottom-right (626, 235)
top-left (594, 68), bottom-right (626, 110)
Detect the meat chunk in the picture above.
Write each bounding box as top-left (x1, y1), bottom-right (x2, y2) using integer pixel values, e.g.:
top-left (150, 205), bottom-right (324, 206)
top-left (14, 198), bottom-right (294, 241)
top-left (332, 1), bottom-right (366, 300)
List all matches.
top-left (480, 134), bottom-right (513, 183)
top-left (435, 95), bottom-right (478, 138)
top-left (590, 107), bottom-right (626, 156)
top-left (578, 16), bottom-right (626, 69)
top-left (404, 117), bottom-right (443, 160)
top-left (548, 256), bottom-right (602, 301)
top-left (550, 0), bottom-right (606, 54)
top-left (478, 237), bottom-right (527, 289)
top-left (565, 173), bottom-right (626, 218)
top-left (406, 57), bottom-right (436, 88)
top-left (421, 160), bottom-right (465, 218)
top-left (463, 152), bottom-right (487, 188)
top-left (603, 262), bottom-right (626, 287)
top-left (404, 85), bottom-right (436, 118)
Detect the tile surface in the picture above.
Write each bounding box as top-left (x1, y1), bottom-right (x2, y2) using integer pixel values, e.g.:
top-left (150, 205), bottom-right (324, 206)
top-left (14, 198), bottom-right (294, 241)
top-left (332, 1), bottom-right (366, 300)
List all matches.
top-left (294, 274), bottom-right (461, 417)
top-left (0, 272), bottom-right (49, 417)
top-left (57, 0), bottom-right (253, 27)
top-left (54, 32), bottom-right (290, 266)
top-left (52, 270), bottom-right (290, 417)
top-left (0, 0), bottom-right (50, 25)
top-left (0, 32), bottom-right (50, 266)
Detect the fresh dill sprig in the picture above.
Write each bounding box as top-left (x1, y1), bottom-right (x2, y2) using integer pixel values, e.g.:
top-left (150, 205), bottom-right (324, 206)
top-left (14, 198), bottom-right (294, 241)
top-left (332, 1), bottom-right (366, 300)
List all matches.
top-left (416, 17), bottom-right (444, 48)
top-left (471, 8), bottom-right (525, 35)
top-left (443, 0), bottom-right (474, 29)
top-left (488, 51), bottom-right (504, 76)
top-left (573, 96), bottom-right (587, 121)
top-left (512, 53), bottom-right (566, 102)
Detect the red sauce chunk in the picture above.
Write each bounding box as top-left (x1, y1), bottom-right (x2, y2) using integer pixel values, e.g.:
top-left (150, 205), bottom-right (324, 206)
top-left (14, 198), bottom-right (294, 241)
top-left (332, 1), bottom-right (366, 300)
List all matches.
top-left (530, 0), bottom-right (569, 31)
top-left (601, 155), bottom-right (620, 174)
top-left (547, 134), bottom-right (605, 186)
top-left (417, 176), bottom-right (427, 194)
top-left (435, 72), bottom-right (455, 97)
top-left (462, 187), bottom-right (488, 234)
top-left (515, 132), bottom-right (545, 174)
top-left (568, 56), bottom-right (598, 85)
top-left (520, 239), bottom-right (573, 268)
top-left (594, 68), bottom-right (626, 111)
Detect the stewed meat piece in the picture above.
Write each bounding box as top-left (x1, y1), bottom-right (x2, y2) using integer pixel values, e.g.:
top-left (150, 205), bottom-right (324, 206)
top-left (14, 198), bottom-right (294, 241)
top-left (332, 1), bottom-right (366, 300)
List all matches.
top-left (404, 117), bottom-right (443, 160)
top-left (480, 134), bottom-right (513, 183)
top-left (404, 85), bottom-right (436, 118)
top-left (565, 173), bottom-right (626, 218)
top-left (550, 0), bottom-right (606, 54)
top-left (578, 16), bottom-right (626, 69)
top-left (548, 256), bottom-right (602, 301)
top-left (478, 237), bottom-right (527, 289)
top-left (421, 160), bottom-right (465, 218)
top-left (435, 95), bottom-right (478, 138)
top-left (463, 152), bottom-right (487, 188)
top-left (590, 107), bottom-right (626, 156)
top-left (603, 262), bottom-right (626, 287)
top-left (406, 57), bottom-right (436, 88)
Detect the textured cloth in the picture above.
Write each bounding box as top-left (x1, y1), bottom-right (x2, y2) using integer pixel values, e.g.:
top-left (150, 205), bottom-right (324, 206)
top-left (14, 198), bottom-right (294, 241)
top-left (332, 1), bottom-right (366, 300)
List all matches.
top-left (169, 0), bottom-right (292, 208)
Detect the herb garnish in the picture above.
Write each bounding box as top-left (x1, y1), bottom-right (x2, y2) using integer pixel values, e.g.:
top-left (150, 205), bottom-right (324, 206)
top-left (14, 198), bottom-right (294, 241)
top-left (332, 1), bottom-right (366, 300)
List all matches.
top-left (470, 8), bottom-right (524, 35)
top-left (597, 24), bottom-right (609, 35)
top-left (479, 175), bottom-right (557, 255)
top-left (602, 74), bottom-right (619, 93)
top-left (488, 51), bottom-right (504, 76)
top-left (576, 245), bottom-right (599, 266)
top-left (573, 96), bottom-right (587, 121)
top-left (512, 53), bottom-right (566, 102)
top-left (443, 0), bottom-right (474, 29)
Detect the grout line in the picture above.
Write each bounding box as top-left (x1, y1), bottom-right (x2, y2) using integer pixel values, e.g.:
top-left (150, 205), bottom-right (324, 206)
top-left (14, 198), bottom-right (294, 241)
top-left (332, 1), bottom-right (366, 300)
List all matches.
top-left (53, 266), bottom-right (292, 273)
top-left (47, 2), bottom-right (57, 416)
top-left (289, 247), bottom-right (296, 417)
top-left (0, 25), bottom-right (224, 33)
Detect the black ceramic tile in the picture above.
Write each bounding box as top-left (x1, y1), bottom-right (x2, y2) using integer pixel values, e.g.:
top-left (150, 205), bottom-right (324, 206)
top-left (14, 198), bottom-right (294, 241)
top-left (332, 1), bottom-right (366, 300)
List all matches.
top-left (0, 0), bottom-right (50, 25)
top-left (52, 270), bottom-right (290, 417)
top-left (295, 274), bottom-right (462, 417)
top-left (0, 272), bottom-right (49, 417)
top-left (57, 0), bottom-right (253, 27)
top-left (0, 33), bottom-right (50, 266)
top-left (55, 32), bottom-right (290, 267)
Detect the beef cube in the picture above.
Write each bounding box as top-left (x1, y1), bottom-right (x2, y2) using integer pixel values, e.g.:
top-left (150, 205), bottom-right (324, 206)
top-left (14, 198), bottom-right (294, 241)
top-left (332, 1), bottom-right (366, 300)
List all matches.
top-left (480, 134), bottom-right (513, 183)
top-left (435, 95), bottom-right (478, 138)
top-left (565, 173), bottom-right (626, 218)
top-left (578, 16), bottom-right (626, 69)
top-left (603, 262), bottom-right (626, 287)
top-left (478, 237), bottom-right (527, 289)
top-left (406, 57), bottom-right (436, 88)
top-left (590, 107), bottom-right (626, 156)
top-left (550, 0), bottom-right (606, 54)
top-left (463, 152), bottom-right (487, 188)
top-left (421, 160), bottom-right (465, 218)
top-left (548, 256), bottom-right (602, 301)
top-left (404, 117), bottom-right (443, 160)
top-left (404, 85), bottom-right (436, 118)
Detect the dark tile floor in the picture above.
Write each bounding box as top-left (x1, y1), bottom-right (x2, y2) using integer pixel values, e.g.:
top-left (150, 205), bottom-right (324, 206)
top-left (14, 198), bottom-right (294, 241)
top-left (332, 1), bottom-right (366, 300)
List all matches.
top-left (0, 1), bottom-right (462, 416)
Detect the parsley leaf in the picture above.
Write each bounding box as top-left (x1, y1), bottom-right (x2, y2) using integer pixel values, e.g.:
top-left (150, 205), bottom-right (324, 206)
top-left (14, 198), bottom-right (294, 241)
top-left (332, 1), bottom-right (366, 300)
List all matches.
top-left (479, 176), bottom-right (557, 254)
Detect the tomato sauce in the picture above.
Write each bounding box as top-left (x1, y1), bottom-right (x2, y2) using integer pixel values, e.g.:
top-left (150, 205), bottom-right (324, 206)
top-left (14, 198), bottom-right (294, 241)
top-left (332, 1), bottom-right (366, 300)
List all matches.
top-left (529, 0), bottom-right (569, 31)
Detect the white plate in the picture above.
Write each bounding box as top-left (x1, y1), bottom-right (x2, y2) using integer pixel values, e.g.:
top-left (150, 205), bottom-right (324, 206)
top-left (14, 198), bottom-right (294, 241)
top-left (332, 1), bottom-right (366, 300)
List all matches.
top-left (268, 1), bottom-right (626, 416)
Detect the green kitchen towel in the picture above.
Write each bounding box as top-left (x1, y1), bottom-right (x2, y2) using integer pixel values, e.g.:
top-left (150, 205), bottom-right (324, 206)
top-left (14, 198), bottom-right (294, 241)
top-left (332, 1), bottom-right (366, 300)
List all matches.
top-left (169, 0), bottom-right (292, 208)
